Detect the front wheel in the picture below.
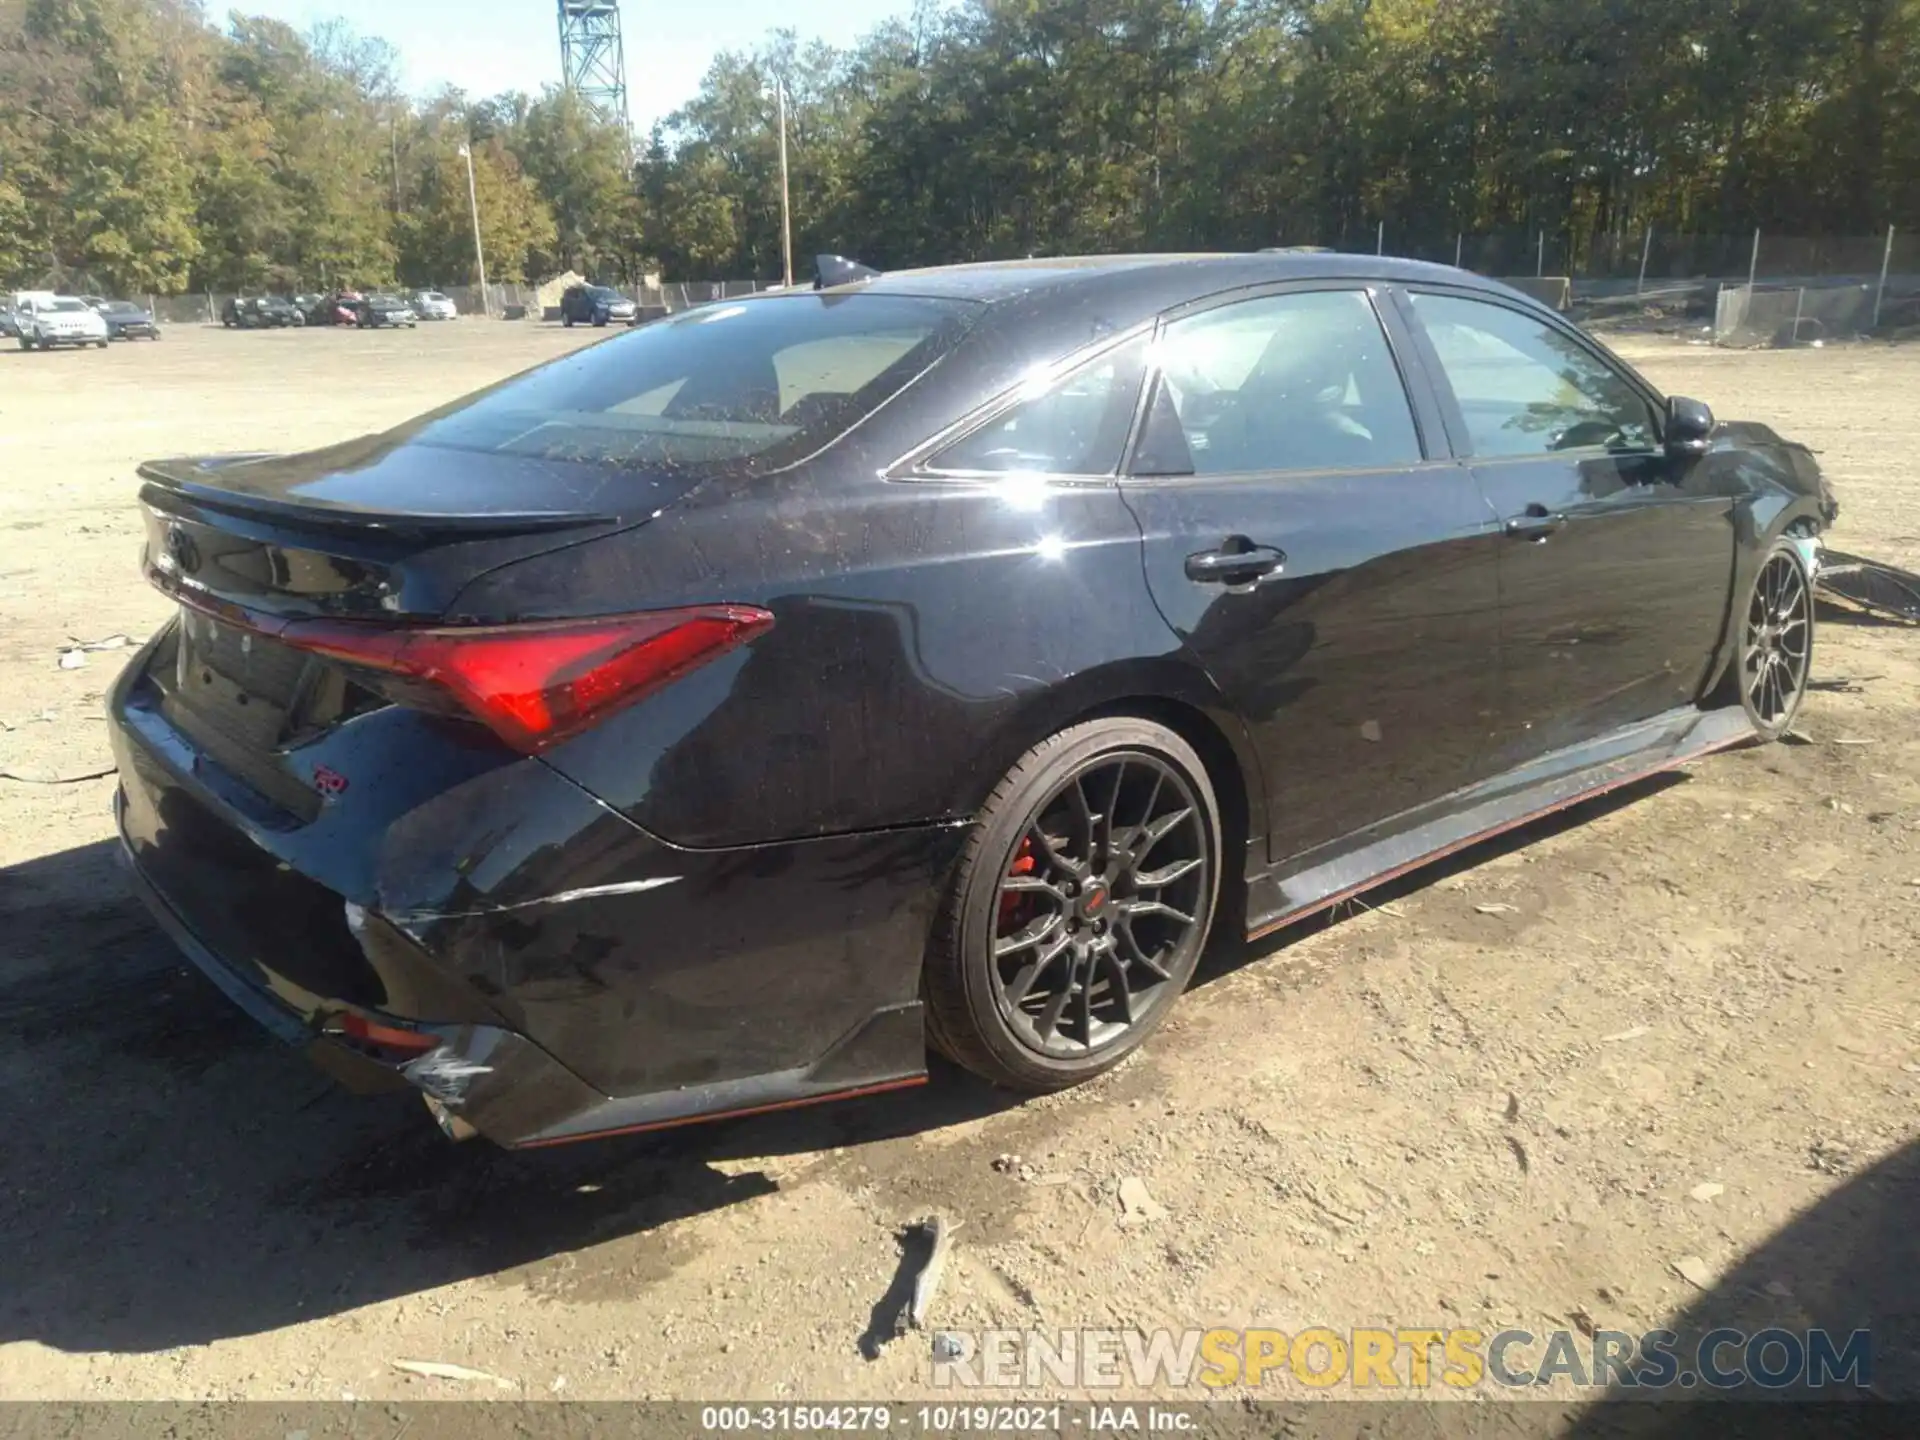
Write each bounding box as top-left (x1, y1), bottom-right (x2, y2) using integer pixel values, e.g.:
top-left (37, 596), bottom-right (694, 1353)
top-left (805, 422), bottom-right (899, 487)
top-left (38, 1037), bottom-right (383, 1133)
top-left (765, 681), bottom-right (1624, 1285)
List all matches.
top-left (1713, 536), bottom-right (1815, 741)
top-left (18, 335), bottom-right (33, 350)
top-left (563, 313), bottom-right (574, 328)
top-left (924, 717), bottom-right (1222, 1092)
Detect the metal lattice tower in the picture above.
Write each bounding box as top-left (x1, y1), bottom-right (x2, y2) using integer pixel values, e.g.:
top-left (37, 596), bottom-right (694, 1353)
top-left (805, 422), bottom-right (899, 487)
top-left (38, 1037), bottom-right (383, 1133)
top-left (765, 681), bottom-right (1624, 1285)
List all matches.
top-left (558, 1), bottom-right (629, 131)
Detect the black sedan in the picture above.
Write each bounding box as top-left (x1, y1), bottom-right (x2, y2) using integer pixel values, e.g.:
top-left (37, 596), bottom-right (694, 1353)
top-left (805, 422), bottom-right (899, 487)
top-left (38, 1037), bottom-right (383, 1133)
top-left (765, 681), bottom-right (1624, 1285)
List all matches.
top-left (96, 299), bottom-right (161, 340)
top-left (109, 254), bottom-right (1835, 1148)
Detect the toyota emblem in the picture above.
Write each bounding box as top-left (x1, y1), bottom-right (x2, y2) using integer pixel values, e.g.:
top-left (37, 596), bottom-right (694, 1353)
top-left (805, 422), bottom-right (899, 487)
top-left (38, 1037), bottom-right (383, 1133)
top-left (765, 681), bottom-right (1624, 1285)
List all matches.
top-left (162, 523), bottom-right (200, 575)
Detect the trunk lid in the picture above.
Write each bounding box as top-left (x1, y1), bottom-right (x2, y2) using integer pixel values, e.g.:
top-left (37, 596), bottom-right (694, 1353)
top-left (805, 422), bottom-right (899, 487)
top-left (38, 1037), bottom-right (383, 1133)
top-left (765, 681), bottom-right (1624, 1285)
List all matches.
top-left (133, 435), bottom-right (700, 805)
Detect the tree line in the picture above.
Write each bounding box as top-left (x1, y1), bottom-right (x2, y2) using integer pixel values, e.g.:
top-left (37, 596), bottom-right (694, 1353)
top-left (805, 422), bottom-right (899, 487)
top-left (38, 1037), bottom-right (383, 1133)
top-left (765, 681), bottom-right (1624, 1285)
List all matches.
top-left (0, 0), bottom-right (639, 294)
top-left (3, 0), bottom-right (1917, 296)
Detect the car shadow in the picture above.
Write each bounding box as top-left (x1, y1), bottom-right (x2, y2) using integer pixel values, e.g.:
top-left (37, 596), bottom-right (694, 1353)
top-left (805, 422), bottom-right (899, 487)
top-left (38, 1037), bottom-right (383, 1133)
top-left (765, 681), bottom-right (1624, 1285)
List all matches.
top-left (1559, 1138), bottom-right (1919, 1430)
top-left (0, 836), bottom-right (1021, 1355)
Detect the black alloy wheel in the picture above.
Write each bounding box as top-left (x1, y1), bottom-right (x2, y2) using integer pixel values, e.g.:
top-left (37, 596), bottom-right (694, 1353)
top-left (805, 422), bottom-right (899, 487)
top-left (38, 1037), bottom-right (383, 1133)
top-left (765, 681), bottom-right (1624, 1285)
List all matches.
top-left (1732, 539), bottom-right (1814, 740)
top-left (925, 717), bottom-right (1221, 1091)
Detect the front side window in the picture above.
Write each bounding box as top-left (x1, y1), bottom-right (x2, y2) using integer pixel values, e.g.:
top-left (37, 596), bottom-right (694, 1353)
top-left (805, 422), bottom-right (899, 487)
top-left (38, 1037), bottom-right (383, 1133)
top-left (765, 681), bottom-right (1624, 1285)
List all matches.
top-left (1135, 289), bottom-right (1422, 476)
top-left (409, 293), bottom-right (975, 472)
top-left (1410, 293), bottom-right (1657, 457)
top-left (928, 336), bottom-right (1148, 476)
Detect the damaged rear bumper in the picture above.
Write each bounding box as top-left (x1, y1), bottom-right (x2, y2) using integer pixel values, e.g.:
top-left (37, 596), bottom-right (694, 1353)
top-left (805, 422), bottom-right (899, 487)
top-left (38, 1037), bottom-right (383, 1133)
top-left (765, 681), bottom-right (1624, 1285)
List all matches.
top-left (106, 644), bottom-right (960, 1147)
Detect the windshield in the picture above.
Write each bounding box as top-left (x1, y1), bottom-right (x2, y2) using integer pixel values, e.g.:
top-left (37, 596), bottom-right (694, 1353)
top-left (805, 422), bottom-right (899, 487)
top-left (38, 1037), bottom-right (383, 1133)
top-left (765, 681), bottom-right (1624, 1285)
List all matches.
top-left (424, 292), bottom-right (448, 302)
top-left (104, 301), bottom-right (140, 314)
top-left (411, 293), bottom-right (975, 472)
top-left (588, 287), bottom-right (622, 299)
top-left (49, 299), bottom-right (87, 313)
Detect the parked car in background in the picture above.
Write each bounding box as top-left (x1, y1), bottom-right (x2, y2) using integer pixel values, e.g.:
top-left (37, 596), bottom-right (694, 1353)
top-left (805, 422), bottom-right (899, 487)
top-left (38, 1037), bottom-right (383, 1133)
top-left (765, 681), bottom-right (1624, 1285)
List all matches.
top-left (0, 304), bottom-right (19, 339)
top-left (292, 293), bottom-right (329, 325)
top-left (222, 295), bottom-right (299, 329)
top-left (104, 253), bottom-right (1835, 1147)
top-left (560, 283), bottom-right (637, 327)
top-left (18, 295), bottom-right (109, 349)
top-left (411, 290), bottom-right (459, 320)
top-left (349, 294), bottom-right (418, 328)
top-left (96, 299), bottom-right (161, 340)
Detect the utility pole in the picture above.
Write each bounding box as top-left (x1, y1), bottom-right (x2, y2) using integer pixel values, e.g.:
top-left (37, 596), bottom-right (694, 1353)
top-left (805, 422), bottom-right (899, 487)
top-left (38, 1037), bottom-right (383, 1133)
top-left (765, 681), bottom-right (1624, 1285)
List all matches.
top-left (1873, 225), bottom-right (1895, 330)
top-left (776, 79), bottom-right (793, 288)
top-left (458, 142), bottom-right (490, 317)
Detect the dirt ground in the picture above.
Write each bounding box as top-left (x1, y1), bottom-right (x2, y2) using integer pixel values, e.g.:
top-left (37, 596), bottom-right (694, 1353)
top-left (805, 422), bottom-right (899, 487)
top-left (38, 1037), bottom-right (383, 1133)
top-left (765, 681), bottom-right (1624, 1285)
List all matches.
top-left (2, 322), bottom-right (1917, 1408)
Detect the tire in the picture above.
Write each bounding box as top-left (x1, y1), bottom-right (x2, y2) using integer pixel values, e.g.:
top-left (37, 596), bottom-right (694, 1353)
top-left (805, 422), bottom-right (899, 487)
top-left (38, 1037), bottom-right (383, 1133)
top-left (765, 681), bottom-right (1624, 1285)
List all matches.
top-left (593, 314), bottom-right (607, 327)
top-left (924, 716), bottom-right (1222, 1092)
top-left (96, 339), bottom-right (108, 348)
top-left (18, 336), bottom-right (32, 351)
top-left (563, 313), bottom-right (574, 328)
top-left (1710, 535), bottom-right (1815, 742)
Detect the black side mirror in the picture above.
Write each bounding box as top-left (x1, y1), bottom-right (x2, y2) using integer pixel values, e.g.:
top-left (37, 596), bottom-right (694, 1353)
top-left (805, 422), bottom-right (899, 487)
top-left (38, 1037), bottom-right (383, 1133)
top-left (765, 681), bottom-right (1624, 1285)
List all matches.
top-left (1666, 395), bottom-right (1715, 457)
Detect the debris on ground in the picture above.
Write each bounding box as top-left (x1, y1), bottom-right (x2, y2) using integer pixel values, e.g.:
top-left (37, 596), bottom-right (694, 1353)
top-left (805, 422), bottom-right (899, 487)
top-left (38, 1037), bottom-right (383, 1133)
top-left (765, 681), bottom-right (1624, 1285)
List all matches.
top-left (389, 1359), bottom-right (514, 1389)
top-left (1808, 1138), bottom-right (1854, 1175)
top-left (907, 1214), bottom-right (958, 1331)
top-left (1474, 902), bottom-right (1521, 915)
top-left (0, 765), bottom-right (116, 785)
top-left (1602, 1025), bottom-right (1651, 1043)
top-left (1689, 1182), bottom-right (1726, 1202)
top-left (68, 633), bottom-right (131, 652)
top-left (56, 650), bottom-right (87, 670)
top-left (1816, 549), bottom-right (1920, 623)
top-left (1672, 1255), bottom-right (1715, 1290)
top-left (1117, 1176), bottom-right (1167, 1225)
top-left (860, 1215), bottom-right (959, 1358)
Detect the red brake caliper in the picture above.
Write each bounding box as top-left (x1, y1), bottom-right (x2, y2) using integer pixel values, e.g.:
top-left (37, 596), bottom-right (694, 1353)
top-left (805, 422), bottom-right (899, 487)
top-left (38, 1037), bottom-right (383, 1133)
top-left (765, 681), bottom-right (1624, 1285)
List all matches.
top-left (998, 836), bottom-right (1037, 931)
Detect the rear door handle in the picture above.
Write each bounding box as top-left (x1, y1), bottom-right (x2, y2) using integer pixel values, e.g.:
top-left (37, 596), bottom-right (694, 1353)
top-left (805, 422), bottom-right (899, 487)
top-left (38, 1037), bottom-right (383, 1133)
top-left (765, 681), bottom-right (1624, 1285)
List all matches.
top-left (1504, 504), bottom-right (1567, 539)
top-left (1185, 541), bottom-right (1287, 585)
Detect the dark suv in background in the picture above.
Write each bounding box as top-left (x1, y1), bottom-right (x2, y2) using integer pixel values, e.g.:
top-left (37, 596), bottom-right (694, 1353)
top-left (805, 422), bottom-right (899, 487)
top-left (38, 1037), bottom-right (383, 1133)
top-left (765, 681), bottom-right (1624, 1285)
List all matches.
top-left (559, 284), bottom-right (638, 327)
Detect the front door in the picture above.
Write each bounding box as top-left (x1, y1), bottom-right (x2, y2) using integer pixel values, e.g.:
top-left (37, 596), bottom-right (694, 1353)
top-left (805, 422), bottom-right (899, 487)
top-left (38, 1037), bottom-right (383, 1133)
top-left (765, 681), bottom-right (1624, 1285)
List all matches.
top-left (1120, 286), bottom-right (1505, 864)
top-left (1402, 289), bottom-right (1736, 768)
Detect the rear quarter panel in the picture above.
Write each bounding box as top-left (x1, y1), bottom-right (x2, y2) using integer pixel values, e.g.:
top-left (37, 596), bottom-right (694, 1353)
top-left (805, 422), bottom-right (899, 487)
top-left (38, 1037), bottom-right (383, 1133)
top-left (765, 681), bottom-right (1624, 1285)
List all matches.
top-left (451, 467), bottom-right (1248, 849)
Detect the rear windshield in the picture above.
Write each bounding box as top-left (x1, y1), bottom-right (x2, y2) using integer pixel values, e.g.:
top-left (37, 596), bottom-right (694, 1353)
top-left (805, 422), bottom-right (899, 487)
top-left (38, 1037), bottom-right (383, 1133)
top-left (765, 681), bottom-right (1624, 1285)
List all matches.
top-left (409, 294), bottom-right (976, 471)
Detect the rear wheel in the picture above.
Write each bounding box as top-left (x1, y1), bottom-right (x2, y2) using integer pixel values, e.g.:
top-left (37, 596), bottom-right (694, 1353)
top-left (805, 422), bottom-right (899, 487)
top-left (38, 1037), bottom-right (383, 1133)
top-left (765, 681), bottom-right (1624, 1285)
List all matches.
top-left (17, 335), bottom-right (32, 350)
top-left (1713, 536), bottom-right (1814, 741)
top-left (563, 313), bottom-right (574, 328)
top-left (924, 717), bottom-right (1221, 1092)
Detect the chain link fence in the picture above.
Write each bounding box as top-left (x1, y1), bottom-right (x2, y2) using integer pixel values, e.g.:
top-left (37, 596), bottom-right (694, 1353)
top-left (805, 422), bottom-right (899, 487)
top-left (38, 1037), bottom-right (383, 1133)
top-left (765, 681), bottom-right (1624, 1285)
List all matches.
top-left (66, 227), bottom-right (1917, 348)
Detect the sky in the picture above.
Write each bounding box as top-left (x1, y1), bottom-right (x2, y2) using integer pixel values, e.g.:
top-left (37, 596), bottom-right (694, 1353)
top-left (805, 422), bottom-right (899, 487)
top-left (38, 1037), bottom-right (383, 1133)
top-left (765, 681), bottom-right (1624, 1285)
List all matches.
top-left (240, 1), bottom-right (913, 132)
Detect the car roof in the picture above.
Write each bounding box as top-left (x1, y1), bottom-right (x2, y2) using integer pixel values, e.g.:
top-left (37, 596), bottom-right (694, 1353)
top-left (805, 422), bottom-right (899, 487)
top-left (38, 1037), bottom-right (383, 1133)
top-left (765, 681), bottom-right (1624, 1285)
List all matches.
top-left (842, 251), bottom-right (1501, 307)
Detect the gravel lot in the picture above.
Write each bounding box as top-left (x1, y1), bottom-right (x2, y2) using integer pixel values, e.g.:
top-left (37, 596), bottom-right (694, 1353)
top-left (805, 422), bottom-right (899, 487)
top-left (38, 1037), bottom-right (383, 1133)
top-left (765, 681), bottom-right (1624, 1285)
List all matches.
top-left (2, 321), bottom-right (1917, 1405)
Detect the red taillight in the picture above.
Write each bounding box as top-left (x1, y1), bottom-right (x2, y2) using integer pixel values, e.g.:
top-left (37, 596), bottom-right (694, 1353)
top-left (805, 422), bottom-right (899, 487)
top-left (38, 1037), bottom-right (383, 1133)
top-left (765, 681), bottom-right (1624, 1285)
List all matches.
top-left (279, 606), bottom-right (773, 753)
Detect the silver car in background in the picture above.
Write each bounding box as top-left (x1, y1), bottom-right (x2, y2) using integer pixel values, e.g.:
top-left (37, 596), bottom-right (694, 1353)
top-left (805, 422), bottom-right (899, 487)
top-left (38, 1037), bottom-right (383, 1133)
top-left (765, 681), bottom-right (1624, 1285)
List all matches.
top-left (411, 290), bottom-right (459, 320)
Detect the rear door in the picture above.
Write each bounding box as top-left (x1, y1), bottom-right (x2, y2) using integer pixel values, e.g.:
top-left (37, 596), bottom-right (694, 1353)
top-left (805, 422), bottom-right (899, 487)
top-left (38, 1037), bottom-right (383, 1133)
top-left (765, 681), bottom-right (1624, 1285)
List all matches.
top-left (1400, 288), bottom-right (1734, 768)
top-left (1120, 284), bottom-right (1505, 864)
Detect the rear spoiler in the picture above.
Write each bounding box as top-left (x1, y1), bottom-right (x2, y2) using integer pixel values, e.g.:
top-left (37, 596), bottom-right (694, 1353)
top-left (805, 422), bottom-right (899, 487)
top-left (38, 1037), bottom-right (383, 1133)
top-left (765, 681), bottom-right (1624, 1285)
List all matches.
top-left (814, 255), bottom-right (881, 290)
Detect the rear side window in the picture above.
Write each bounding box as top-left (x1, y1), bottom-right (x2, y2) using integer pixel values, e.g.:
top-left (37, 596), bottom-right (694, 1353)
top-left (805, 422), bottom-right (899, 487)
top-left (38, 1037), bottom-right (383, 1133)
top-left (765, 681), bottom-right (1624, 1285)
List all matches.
top-left (411, 294), bottom-right (976, 471)
top-left (928, 335), bottom-right (1149, 476)
top-left (1410, 292), bottom-right (1657, 456)
top-left (1133, 290), bottom-right (1421, 476)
